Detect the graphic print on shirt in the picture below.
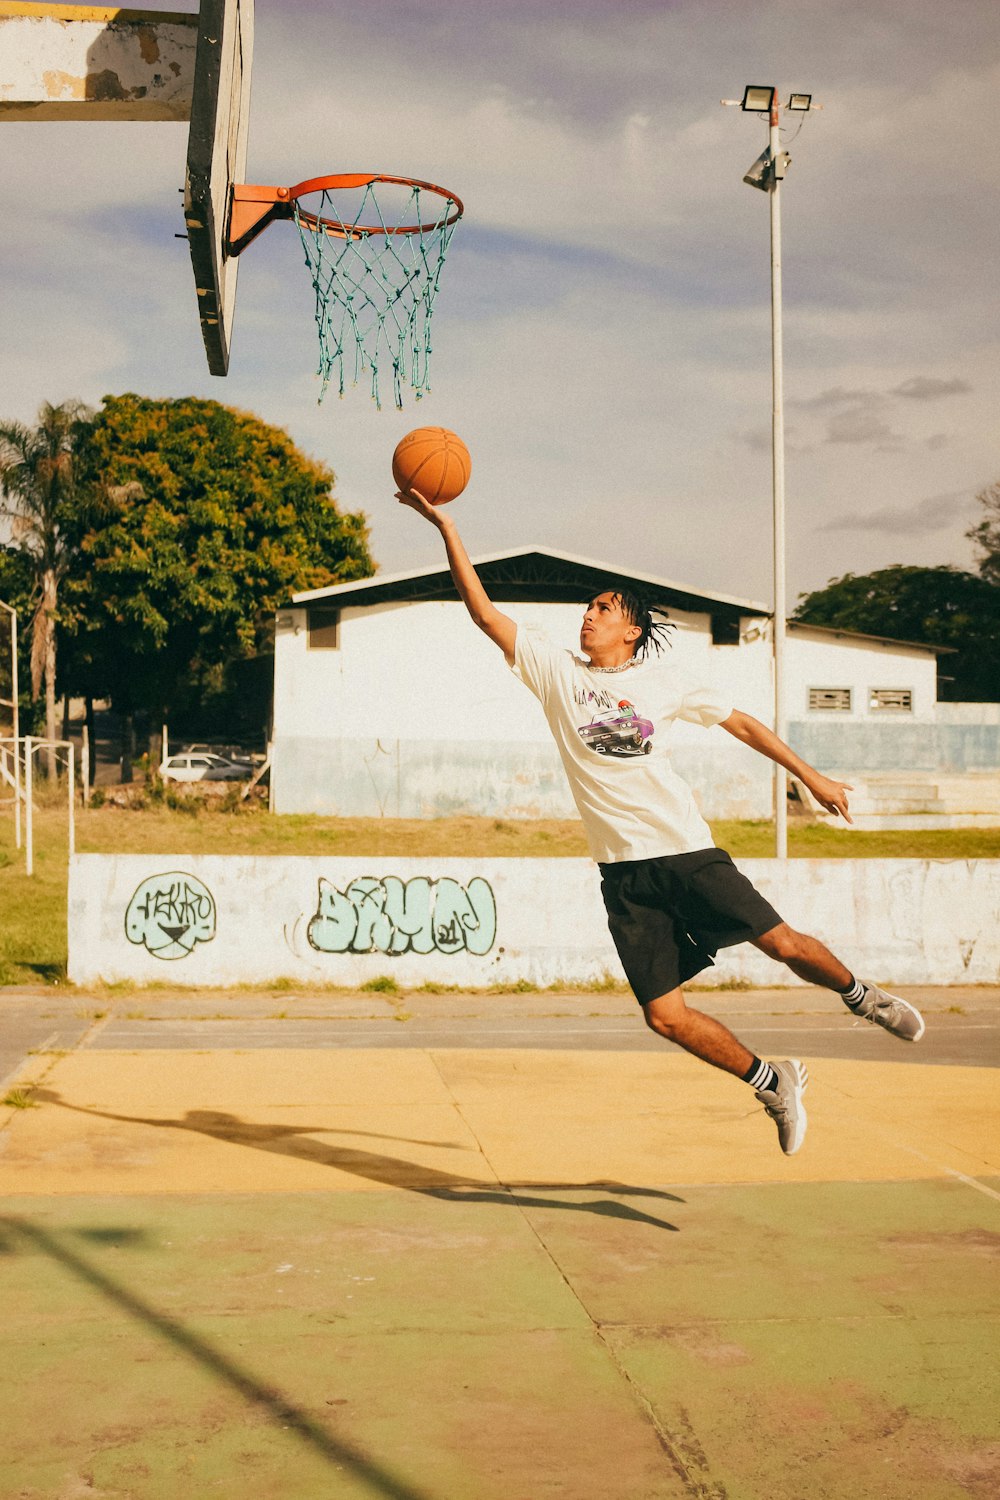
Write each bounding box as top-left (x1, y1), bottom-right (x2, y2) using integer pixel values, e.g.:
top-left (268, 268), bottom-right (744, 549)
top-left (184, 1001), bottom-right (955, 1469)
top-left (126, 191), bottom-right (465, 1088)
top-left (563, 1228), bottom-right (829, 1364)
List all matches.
top-left (576, 694), bottom-right (655, 758)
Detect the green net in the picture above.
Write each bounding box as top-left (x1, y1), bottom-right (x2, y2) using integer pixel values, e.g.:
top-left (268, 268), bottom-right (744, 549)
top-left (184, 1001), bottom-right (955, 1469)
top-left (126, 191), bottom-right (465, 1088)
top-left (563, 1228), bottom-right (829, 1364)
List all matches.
top-left (294, 181), bottom-right (461, 408)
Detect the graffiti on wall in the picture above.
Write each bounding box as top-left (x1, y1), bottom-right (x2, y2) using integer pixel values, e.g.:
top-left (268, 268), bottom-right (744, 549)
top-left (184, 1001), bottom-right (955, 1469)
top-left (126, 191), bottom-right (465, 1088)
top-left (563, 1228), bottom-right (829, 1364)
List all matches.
top-left (307, 875), bottom-right (497, 956)
top-left (125, 872), bottom-right (217, 960)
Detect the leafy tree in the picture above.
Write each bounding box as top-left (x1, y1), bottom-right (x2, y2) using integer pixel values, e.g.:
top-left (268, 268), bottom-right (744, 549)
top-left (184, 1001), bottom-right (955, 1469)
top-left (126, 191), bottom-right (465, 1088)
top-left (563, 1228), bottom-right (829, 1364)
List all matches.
top-left (61, 395), bottom-right (373, 756)
top-left (968, 480), bottom-right (1000, 587)
top-left (0, 400), bottom-right (91, 767)
top-left (793, 565), bottom-right (1000, 702)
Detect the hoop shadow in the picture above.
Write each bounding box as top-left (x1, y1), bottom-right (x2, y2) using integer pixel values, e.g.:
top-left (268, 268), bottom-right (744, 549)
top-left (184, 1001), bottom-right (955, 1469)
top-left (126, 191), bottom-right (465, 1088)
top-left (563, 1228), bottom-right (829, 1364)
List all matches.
top-left (2, 1214), bottom-right (434, 1500)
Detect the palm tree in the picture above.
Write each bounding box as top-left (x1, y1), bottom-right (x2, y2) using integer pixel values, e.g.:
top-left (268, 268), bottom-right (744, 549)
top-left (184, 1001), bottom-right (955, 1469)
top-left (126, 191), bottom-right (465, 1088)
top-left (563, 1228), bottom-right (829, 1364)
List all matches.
top-left (0, 400), bottom-right (91, 775)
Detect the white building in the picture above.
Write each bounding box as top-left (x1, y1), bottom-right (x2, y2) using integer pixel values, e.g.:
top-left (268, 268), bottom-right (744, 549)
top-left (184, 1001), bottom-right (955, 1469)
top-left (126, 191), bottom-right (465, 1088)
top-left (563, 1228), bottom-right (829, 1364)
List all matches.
top-left (270, 547), bottom-right (944, 819)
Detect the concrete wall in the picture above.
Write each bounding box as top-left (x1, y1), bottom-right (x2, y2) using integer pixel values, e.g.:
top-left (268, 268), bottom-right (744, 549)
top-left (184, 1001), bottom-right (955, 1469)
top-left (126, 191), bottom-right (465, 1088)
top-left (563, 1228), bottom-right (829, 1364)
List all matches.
top-left (68, 855), bottom-right (1000, 989)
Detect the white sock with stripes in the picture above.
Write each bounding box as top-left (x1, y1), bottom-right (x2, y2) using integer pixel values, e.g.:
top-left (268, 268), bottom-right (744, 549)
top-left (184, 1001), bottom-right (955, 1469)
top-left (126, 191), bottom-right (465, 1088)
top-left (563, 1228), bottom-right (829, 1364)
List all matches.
top-left (839, 976), bottom-right (867, 1010)
top-left (743, 1056), bottom-right (780, 1094)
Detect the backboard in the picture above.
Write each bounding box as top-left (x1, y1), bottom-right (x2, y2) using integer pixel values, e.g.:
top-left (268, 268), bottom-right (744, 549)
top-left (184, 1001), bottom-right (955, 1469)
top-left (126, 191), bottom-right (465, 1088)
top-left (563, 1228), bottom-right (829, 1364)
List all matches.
top-left (184, 0), bottom-right (253, 376)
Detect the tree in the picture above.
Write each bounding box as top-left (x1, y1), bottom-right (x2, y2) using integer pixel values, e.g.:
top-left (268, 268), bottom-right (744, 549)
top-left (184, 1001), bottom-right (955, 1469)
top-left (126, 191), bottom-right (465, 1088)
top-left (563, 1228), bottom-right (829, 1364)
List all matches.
top-left (0, 400), bottom-right (91, 770)
top-left (61, 395), bottom-right (373, 760)
top-left (793, 565), bottom-right (1000, 702)
top-left (968, 480), bottom-right (1000, 587)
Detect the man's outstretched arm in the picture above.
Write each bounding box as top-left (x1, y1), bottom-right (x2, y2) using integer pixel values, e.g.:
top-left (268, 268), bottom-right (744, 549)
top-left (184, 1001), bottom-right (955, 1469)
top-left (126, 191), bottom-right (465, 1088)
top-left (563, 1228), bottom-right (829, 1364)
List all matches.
top-left (397, 488), bottom-right (517, 660)
top-left (719, 709), bottom-right (854, 822)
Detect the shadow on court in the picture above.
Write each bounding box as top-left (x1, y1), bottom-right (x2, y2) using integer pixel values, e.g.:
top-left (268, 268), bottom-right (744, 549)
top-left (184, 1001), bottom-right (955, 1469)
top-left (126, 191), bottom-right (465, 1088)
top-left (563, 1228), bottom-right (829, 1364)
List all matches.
top-left (32, 1089), bottom-right (686, 1231)
top-left (0, 1215), bottom-right (437, 1500)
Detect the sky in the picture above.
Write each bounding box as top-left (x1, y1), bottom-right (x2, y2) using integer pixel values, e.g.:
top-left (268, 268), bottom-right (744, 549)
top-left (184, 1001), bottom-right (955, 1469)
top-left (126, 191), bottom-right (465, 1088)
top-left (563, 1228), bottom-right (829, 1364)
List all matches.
top-left (1, 0), bottom-right (998, 608)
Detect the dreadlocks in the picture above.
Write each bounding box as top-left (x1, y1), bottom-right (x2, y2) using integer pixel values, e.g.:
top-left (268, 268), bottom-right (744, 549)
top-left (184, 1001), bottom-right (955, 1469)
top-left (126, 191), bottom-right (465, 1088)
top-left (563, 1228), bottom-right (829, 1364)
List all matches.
top-left (586, 586), bottom-right (676, 659)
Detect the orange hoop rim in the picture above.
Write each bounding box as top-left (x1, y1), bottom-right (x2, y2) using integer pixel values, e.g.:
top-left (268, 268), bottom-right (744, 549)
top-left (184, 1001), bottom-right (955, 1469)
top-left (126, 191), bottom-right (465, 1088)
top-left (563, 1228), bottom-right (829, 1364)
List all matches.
top-left (227, 174), bottom-right (464, 257)
top-left (285, 173), bottom-right (463, 237)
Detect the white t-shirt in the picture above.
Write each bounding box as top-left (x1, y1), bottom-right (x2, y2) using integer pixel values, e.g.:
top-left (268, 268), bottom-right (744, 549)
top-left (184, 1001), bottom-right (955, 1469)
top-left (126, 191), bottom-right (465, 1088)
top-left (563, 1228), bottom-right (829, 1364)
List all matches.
top-left (511, 627), bottom-right (733, 864)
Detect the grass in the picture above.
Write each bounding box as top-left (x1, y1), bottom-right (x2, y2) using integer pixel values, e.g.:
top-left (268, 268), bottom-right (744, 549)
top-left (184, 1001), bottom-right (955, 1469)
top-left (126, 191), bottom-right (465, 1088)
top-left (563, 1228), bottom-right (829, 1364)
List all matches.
top-left (360, 975), bottom-right (400, 995)
top-left (1, 1087), bottom-right (38, 1109)
top-left (0, 802), bottom-right (998, 987)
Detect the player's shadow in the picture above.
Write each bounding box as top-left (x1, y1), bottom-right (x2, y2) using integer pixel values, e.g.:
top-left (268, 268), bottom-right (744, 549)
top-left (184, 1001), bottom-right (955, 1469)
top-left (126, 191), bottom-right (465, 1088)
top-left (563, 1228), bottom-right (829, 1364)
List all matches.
top-left (33, 1090), bottom-right (685, 1231)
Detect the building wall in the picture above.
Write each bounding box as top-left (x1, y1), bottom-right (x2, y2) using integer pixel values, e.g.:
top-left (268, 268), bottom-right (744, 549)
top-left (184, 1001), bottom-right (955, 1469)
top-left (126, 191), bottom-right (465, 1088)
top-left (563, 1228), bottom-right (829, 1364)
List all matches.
top-left (784, 629), bottom-right (938, 721)
top-left (272, 600), bottom-right (778, 817)
top-left (271, 600), bottom-right (963, 815)
top-left (790, 720), bottom-right (1000, 773)
top-left (779, 630), bottom-right (998, 771)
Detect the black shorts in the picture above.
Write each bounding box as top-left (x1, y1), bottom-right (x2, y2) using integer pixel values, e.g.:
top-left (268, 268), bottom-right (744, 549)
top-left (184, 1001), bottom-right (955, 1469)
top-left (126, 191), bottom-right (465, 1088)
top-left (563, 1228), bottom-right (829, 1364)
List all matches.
top-left (599, 848), bottom-right (783, 1005)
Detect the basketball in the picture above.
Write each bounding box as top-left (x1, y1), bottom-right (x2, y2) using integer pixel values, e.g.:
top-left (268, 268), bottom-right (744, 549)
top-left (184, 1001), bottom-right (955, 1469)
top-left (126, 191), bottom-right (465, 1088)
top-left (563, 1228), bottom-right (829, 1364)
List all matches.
top-left (392, 427), bottom-right (472, 505)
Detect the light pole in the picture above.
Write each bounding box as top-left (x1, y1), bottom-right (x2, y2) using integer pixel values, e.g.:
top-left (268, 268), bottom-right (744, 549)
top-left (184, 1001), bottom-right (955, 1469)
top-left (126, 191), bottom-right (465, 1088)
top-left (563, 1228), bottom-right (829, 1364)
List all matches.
top-left (0, 599), bottom-right (19, 849)
top-left (722, 85), bottom-right (819, 859)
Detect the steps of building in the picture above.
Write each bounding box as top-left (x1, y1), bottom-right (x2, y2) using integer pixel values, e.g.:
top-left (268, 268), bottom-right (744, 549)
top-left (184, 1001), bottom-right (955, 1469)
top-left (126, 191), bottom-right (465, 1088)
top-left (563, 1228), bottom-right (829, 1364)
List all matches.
top-left (841, 812), bottom-right (1000, 831)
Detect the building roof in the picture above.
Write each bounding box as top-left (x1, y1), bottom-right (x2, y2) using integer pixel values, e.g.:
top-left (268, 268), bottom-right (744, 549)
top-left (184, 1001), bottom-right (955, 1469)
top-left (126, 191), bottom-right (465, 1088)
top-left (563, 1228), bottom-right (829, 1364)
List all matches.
top-left (788, 620), bottom-right (951, 656)
top-left (291, 548), bottom-right (948, 655)
top-left (291, 545), bottom-right (770, 620)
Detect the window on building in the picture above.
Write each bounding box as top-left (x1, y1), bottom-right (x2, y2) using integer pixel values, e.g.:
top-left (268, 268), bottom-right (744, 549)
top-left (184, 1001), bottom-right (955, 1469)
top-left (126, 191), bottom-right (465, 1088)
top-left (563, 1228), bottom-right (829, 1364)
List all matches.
top-left (710, 613), bottom-right (741, 646)
top-left (869, 688), bottom-right (912, 713)
top-left (808, 687), bottom-right (852, 712)
top-left (307, 607), bottom-right (340, 649)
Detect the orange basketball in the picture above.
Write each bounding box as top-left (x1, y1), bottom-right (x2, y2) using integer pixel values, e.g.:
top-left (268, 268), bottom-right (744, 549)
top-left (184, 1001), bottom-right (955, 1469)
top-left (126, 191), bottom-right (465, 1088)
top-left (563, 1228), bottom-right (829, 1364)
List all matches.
top-left (392, 426), bottom-right (471, 506)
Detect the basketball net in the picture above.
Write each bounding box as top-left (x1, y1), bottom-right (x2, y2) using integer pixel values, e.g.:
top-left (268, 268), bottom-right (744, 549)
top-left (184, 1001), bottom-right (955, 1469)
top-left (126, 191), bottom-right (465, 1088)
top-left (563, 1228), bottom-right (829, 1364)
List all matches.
top-left (294, 182), bottom-right (460, 408)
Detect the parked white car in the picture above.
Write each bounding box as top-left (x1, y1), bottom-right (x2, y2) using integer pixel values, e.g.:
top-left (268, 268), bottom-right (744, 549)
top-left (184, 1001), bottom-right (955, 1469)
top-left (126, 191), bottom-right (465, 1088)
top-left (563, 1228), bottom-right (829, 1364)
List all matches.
top-left (160, 753), bottom-right (246, 783)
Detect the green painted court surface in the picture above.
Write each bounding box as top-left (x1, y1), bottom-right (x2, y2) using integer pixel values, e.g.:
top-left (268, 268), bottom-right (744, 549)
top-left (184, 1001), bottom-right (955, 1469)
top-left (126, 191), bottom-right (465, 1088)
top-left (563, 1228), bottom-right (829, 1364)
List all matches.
top-left (1, 997), bottom-right (998, 1498)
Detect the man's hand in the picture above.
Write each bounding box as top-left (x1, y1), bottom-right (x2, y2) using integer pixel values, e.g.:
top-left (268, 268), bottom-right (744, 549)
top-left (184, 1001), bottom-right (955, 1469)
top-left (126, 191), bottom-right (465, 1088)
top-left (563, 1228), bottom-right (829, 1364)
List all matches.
top-left (801, 772), bottom-right (854, 823)
top-left (396, 487), bottom-right (446, 528)
top-left (719, 711), bottom-right (855, 823)
top-left (396, 482), bottom-right (516, 659)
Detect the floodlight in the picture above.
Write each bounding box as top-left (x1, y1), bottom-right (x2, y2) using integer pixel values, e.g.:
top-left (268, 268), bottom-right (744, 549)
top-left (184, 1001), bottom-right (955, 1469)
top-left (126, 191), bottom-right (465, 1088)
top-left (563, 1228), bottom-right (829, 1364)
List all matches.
top-left (741, 85), bottom-right (775, 112)
top-left (787, 93), bottom-right (812, 111)
top-left (743, 148), bottom-right (773, 191)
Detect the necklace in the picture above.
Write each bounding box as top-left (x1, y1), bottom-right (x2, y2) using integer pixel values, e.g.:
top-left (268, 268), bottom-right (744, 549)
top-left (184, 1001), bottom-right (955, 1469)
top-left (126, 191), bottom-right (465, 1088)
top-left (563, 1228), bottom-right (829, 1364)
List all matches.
top-left (588, 658), bottom-right (637, 674)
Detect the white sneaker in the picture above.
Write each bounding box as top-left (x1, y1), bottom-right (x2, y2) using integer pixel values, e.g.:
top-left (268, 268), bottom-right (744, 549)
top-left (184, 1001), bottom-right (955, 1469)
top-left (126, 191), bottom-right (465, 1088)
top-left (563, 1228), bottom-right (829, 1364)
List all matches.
top-left (854, 983), bottom-right (925, 1042)
top-left (756, 1059), bottom-right (809, 1156)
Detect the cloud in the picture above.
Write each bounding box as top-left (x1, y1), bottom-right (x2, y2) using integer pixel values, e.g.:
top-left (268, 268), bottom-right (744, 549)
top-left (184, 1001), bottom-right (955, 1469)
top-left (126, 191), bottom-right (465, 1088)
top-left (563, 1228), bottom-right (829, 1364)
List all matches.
top-left (892, 376), bottom-right (972, 400)
top-left (788, 387), bottom-right (876, 412)
top-left (819, 489), bottom-right (973, 536)
top-left (824, 405), bottom-right (902, 447)
top-left (1, 0), bottom-right (997, 606)
top-left (787, 375), bottom-right (974, 451)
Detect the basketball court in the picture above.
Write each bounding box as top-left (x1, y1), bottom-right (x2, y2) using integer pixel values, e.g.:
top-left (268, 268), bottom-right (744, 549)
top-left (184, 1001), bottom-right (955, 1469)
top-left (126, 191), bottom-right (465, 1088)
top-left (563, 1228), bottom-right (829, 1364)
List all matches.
top-left (1, 984), bottom-right (998, 1499)
top-left (1, 6), bottom-right (998, 1497)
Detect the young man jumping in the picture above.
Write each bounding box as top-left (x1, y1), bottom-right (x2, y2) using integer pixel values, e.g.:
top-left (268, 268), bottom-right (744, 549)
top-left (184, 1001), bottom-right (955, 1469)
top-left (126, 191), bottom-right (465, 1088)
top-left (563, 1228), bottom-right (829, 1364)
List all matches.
top-left (398, 487), bottom-right (925, 1155)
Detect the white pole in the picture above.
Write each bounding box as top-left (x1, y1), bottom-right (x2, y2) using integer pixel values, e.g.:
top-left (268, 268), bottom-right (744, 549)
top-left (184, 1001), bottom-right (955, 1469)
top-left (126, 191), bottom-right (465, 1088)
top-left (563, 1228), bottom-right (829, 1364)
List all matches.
top-left (24, 734), bottom-right (33, 876)
top-left (11, 611), bottom-right (20, 850)
top-left (162, 721), bottom-right (168, 763)
top-left (67, 741), bottom-right (75, 858)
top-left (769, 90), bottom-right (788, 861)
top-left (0, 601), bottom-right (20, 849)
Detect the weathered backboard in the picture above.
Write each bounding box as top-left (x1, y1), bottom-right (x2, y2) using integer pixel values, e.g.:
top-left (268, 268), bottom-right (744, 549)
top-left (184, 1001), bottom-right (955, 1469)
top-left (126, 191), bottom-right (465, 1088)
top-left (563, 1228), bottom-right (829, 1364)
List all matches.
top-left (184, 0), bottom-right (253, 376)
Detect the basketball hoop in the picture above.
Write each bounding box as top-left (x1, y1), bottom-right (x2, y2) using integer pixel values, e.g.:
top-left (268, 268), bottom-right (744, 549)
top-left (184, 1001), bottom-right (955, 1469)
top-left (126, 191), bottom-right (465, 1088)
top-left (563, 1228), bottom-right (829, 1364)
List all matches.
top-left (228, 173), bottom-right (464, 407)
